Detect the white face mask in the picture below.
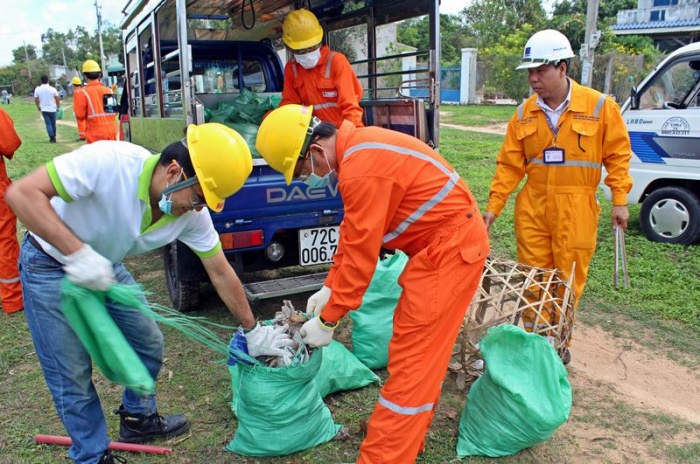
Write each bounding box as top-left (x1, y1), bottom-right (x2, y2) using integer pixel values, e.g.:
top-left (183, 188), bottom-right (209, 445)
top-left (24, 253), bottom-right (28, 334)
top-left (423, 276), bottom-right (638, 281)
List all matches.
top-left (294, 49), bottom-right (322, 70)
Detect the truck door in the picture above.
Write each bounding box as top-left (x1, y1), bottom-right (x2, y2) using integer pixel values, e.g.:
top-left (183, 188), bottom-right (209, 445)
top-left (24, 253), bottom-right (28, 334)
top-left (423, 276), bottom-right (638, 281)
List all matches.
top-left (625, 55), bottom-right (700, 244)
top-left (627, 57), bottom-right (700, 167)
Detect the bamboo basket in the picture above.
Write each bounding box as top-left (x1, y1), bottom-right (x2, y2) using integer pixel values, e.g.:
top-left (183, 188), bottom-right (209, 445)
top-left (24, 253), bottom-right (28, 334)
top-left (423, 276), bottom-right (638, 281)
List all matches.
top-left (449, 257), bottom-right (575, 389)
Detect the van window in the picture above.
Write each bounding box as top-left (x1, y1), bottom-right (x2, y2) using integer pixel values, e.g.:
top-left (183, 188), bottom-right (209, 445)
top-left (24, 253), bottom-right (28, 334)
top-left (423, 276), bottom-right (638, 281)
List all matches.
top-left (639, 58), bottom-right (700, 110)
top-left (192, 59), bottom-right (267, 93)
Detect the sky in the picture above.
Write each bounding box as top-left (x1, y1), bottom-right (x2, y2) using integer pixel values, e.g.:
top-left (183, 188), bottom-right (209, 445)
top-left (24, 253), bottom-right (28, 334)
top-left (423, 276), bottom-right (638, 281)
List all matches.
top-left (0, 0), bottom-right (467, 68)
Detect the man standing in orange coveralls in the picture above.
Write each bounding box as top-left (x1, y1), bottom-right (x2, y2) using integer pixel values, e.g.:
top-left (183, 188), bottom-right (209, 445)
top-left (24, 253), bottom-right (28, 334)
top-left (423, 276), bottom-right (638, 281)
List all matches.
top-left (257, 104), bottom-right (490, 464)
top-left (0, 107), bottom-right (23, 314)
top-left (279, 9), bottom-right (364, 128)
top-left (74, 60), bottom-right (117, 143)
top-left (71, 76), bottom-right (87, 141)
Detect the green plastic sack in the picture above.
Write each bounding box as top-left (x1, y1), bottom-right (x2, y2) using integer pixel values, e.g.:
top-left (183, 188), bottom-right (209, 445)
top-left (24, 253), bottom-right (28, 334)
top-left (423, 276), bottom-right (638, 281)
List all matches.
top-left (456, 324), bottom-right (572, 457)
top-left (350, 251), bottom-right (408, 368)
top-left (60, 280), bottom-right (155, 395)
top-left (315, 340), bottom-right (380, 398)
top-left (56, 107), bottom-right (64, 120)
top-left (226, 348), bottom-right (341, 456)
top-left (224, 121), bottom-right (262, 159)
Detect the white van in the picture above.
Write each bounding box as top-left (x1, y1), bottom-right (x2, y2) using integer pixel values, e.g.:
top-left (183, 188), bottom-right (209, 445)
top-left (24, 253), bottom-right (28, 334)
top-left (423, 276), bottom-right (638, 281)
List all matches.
top-left (609, 42), bottom-right (700, 245)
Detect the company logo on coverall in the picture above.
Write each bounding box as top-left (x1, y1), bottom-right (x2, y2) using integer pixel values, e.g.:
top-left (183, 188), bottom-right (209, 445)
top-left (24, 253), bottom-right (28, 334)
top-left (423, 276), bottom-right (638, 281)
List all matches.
top-left (266, 184), bottom-right (340, 203)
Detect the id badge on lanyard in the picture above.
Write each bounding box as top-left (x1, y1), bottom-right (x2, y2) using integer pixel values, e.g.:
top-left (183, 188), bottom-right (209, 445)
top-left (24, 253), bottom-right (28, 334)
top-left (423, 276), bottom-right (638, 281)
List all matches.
top-left (543, 113), bottom-right (565, 164)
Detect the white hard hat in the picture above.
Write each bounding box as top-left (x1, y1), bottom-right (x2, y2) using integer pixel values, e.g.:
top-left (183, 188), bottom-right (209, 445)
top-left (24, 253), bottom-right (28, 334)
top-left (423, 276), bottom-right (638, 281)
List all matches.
top-left (516, 29), bottom-right (575, 70)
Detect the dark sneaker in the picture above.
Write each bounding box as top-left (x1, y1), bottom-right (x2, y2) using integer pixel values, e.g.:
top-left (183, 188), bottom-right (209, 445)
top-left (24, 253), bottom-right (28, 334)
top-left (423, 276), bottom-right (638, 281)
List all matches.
top-left (98, 450), bottom-right (126, 463)
top-left (49, 137), bottom-right (56, 143)
top-left (114, 405), bottom-right (190, 444)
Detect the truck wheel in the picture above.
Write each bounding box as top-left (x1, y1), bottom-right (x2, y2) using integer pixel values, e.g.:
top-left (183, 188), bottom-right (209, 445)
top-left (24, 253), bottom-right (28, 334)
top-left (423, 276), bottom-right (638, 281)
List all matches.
top-left (163, 243), bottom-right (201, 312)
top-left (640, 186), bottom-right (700, 245)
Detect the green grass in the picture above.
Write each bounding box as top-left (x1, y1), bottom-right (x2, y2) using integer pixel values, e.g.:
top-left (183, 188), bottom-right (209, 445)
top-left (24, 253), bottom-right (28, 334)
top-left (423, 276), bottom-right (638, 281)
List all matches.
top-left (440, 104), bottom-right (516, 126)
top-left (0, 102), bottom-right (698, 463)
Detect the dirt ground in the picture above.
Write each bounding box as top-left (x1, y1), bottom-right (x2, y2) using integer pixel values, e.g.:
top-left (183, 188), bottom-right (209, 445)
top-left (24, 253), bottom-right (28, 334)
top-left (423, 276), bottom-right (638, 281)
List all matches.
top-left (437, 120), bottom-right (699, 462)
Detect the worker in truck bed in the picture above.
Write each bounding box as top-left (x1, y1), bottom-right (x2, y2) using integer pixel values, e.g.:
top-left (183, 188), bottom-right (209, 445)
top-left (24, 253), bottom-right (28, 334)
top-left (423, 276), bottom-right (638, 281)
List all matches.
top-left (482, 30), bottom-right (633, 364)
top-left (257, 104), bottom-right (490, 464)
top-left (6, 123), bottom-right (294, 464)
top-left (279, 8), bottom-right (364, 128)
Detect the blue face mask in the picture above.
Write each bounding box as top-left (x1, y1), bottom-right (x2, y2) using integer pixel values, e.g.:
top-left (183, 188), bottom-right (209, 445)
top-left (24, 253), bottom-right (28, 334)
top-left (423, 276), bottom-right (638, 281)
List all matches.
top-left (158, 192), bottom-right (174, 215)
top-left (302, 149), bottom-right (336, 188)
top-left (303, 170), bottom-right (337, 188)
top-left (158, 172), bottom-right (183, 216)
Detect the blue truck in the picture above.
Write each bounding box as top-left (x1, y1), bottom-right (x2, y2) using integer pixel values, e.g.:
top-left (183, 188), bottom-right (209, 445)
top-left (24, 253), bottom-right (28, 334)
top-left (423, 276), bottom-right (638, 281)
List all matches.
top-left (120, 0), bottom-right (441, 311)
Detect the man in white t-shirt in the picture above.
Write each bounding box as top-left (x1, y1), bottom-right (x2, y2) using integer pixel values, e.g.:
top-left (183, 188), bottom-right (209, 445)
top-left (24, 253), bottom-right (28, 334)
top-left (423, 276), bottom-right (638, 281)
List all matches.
top-left (6, 123), bottom-right (293, 464)
top-left (34, 75), bottom-right (61, 143)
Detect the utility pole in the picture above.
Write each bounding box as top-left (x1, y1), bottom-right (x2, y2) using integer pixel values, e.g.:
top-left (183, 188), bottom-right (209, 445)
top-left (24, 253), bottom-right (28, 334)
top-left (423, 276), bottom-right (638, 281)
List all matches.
top-left (23, 41), bottom-right (32, 82)
top-left (95, 0), bottom-right (107, 82)
top-left (580, 0), bottom-right (601, 87)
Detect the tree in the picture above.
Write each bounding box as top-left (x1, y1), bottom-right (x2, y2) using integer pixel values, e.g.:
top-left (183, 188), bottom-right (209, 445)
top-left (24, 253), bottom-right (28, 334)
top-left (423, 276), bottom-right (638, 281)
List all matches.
top-left (480, 24), bottom-right (536, 103)
top-left (12, 44), bottom-right (38, 64)
top-left (464, 0), bottom-right (547, 49)
top-left (397, 14), bottom-right (468, 66)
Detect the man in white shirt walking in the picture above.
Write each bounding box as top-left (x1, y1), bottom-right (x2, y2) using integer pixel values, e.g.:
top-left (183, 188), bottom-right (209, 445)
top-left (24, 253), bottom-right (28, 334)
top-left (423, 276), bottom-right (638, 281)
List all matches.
top-left (34, 75), bottom-right (61, 143)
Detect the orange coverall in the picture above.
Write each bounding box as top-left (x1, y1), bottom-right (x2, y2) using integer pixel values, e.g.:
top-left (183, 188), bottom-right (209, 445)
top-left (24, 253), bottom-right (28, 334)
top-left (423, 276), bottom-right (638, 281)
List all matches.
top-left (486, 79), bottom-right (632, 331)
top-left (72, 86), bottom-right (87, 140)
top-left (280, 45), bottom-right (364, 128)
top-left (0, 108), bottom-right (23, 314)
top-left (74, 80), bottom-right (117, 143)
top-left (321, 121), bottom-right (490, 464)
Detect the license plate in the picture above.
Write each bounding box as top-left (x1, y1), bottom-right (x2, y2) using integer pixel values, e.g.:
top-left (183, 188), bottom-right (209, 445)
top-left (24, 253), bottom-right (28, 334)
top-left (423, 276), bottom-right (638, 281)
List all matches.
top-left (299, 226), bottom-right (339, 266)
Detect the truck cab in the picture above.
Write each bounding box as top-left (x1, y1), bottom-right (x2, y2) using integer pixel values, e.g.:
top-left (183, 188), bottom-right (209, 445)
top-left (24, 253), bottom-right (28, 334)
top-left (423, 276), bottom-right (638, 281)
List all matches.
top-left (610, 42), bottom-right (700, 245)
top-left (120, 0), bottom-right (441, 310)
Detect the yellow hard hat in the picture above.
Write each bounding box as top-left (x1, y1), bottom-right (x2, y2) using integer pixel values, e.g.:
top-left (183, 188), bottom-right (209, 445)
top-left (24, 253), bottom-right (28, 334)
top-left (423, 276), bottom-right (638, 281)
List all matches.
top-left (187, 123), bottom-right (253, 212)
top-left (82, 59), bottom-right (101, 73)
top-left (282, 9), bottom-right (323, 50)
top-left (256, 104), bottom-right (317, 185)
top-left (71, 76), bottom-right (82, 86)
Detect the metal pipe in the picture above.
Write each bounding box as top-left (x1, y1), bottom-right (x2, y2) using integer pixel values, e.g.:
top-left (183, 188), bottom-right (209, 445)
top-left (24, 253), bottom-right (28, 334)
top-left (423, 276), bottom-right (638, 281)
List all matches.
top-left (35, 434), bottom-right (173, 455)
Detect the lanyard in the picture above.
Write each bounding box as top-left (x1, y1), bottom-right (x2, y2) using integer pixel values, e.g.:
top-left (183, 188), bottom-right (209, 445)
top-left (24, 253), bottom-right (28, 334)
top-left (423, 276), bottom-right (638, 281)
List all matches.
top-left (544, 112), bottom-right (561, 147)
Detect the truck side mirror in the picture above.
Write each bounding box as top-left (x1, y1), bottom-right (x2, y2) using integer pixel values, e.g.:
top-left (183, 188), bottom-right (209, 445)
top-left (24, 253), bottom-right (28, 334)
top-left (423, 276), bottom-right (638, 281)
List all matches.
top-left (630, 86), bottom-right (638, 110)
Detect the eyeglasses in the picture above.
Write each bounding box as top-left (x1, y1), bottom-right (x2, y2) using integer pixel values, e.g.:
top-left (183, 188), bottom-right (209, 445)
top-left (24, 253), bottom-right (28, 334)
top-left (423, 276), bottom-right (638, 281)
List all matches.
top-left (188, 185), bottom-right (207, 208)
top-left (178, 169), bottom-right (207, 209)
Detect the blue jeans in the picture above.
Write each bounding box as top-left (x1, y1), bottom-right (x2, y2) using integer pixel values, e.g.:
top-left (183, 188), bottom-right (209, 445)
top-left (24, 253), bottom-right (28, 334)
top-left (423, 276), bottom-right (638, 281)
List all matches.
top-left (19, 238), bottom-right (164, 464)
top-left (41, 111), bottom-right (57, 138)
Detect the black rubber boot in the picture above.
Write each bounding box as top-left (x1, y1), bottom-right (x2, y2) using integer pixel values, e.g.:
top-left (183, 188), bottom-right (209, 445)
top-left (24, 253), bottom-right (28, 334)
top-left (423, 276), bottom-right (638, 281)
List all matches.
top-left (114, 405), bottom-right (190, 444)
top-left (98, 450), bottom-right (126, 463)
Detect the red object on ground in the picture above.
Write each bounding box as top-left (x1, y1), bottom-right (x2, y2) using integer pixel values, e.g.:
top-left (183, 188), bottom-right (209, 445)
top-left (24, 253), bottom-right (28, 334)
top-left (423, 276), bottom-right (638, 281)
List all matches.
top-left (35, 434), bottom-right (173, 455)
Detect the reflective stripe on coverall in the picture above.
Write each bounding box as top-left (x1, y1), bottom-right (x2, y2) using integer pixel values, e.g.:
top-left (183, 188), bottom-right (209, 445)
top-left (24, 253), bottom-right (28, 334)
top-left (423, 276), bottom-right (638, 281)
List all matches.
top-left (280, 45), bottom-right (364, 128)
top-left (0, 108), bottom-right (23, 313)
top-left (74, 82), bottom-right (117, 143)
top-left (72, 88), bottom-right (87, 139)
top-left (486, 79), bottom-right (632, 333)
top-left (321, 121), bottom-right (490, 464)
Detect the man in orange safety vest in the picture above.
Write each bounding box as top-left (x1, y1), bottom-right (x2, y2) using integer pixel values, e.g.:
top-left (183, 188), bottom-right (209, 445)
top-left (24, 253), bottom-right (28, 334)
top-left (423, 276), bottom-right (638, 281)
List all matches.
top-left (74, 60), bottom-right (117, 143)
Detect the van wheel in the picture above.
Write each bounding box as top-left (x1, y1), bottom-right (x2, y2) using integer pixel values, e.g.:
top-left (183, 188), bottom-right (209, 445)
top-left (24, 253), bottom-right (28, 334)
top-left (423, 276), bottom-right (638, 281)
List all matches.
top-left (163, 243), bottom-right (201, 312)
top-left (639, 186), bottom-right (700, 245)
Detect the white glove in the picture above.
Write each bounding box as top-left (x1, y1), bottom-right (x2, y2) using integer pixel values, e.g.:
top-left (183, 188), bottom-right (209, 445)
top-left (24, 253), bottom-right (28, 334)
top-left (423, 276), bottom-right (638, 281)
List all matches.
top-left (306, 285), bottom-right (331, 318)
top-left (244, 324), bottom-right (294, 358)
top-left (299, 316), bottom-right (335, 348)
top-left (63, 244), bottom-right (116, 291)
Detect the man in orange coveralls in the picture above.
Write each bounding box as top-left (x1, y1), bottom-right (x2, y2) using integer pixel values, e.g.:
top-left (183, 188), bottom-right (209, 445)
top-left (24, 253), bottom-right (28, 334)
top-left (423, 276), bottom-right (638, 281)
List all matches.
top-left (71, 76), bottom-right (87, 141)
top-left (256, 104), bottom-right (490, 464)
top-left (279, 9), bottom-right (364, 128)
top-left (0, 107), bottom-right (23, 314)
top-left (482, 30), bottom-right (633, 364)
top-left (74, 60), bottom-right (117, 143)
